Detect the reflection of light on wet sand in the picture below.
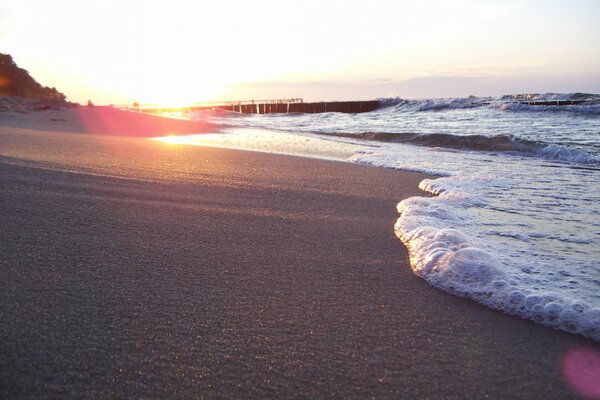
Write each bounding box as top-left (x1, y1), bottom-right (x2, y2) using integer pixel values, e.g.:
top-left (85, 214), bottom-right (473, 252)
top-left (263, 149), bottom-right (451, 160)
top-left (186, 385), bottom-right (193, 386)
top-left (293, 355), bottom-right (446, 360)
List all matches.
top-left (152, 134), bottom-right (206, 145)
top-left (152, 128), bottom-right (366, 161)
top-left (562, 347), bottom-right (600, 399)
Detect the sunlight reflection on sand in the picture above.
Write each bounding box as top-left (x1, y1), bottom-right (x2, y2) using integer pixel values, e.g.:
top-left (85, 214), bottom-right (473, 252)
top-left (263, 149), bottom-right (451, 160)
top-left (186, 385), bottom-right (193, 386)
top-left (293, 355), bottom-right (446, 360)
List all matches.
top-left (152, 127), bottom-right (366, 162)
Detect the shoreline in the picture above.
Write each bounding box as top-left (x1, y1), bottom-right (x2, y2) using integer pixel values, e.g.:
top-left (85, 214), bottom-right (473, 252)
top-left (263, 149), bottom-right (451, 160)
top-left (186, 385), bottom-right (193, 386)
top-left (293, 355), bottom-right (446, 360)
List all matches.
top-left (0, 112), bottom-right (596, 398)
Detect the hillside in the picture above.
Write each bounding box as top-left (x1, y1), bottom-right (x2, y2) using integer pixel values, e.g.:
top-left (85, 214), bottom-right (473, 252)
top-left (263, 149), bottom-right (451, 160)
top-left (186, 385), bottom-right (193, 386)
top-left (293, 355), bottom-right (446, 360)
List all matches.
top-left (0, 53), bottom-right (66, 100)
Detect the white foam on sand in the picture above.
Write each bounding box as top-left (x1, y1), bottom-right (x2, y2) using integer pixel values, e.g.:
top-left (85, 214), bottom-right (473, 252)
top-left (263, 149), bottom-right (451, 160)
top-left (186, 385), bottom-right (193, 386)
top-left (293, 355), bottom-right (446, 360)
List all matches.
top-left (395, 176), bottom-right (600, 342)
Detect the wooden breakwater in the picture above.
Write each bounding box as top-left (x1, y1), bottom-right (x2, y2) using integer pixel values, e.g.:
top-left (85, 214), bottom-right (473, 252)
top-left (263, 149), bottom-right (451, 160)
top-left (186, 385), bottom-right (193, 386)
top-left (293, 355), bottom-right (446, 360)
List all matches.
top-left (128, 99), bottom-right (381, 115)
top-left (225, 100), bottom-right (381, 114)
top-left (474, 99), bottom-right (590, 106)
top-left (516, 100), bottom-right (588, 106)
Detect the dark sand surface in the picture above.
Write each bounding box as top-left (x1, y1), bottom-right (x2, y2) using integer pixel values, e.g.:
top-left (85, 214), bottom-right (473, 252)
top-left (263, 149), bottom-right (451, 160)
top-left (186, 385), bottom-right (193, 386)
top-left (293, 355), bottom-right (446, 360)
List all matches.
top-left (0, 124), bottom-right (596, 399)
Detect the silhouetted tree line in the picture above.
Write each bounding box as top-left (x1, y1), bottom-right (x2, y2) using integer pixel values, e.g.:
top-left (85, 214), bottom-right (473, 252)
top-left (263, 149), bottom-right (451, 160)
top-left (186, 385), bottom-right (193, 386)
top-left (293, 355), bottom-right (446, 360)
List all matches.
top-left (0, 53), bottom-right (66, 100)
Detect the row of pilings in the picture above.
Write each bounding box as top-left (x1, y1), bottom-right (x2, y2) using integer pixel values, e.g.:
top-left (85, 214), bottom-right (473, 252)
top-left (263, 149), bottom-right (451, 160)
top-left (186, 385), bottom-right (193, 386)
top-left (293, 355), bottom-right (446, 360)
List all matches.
top-left (211, 100), bottom-right (381, 114)
top-left (474, 99), bottom-right (590, 106)
top-left (135, 100), bottom-right (382, 115)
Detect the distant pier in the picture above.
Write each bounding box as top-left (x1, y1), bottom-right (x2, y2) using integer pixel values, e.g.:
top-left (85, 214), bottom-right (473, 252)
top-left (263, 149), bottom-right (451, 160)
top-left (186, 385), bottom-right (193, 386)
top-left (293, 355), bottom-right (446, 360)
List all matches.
top-left (124, 98), bottom-right (382, 115)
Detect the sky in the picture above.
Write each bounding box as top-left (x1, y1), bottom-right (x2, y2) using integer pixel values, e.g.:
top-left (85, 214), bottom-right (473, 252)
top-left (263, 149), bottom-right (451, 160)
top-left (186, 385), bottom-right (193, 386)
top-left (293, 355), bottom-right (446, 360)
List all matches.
top-left (1, 0), bottom-right (599, 105)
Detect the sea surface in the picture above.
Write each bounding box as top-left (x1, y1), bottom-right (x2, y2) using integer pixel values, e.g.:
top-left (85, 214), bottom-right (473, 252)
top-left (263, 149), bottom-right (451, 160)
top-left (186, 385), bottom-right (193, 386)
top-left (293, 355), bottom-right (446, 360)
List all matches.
top-left (164, 93), bottom-right (600, 342)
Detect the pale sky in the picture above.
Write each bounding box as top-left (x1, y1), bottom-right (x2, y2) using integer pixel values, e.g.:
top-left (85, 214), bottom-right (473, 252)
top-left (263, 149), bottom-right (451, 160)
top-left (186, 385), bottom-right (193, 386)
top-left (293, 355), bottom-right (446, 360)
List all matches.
top-left (1, 0), bottom-right (599, 105)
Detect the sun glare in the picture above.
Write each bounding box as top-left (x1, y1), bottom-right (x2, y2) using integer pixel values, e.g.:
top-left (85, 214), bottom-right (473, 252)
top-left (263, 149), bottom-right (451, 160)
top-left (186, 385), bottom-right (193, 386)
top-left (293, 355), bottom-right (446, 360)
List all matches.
top-left (158, 111), bottom-right (185, 119)
top-left (152, 135), bottom-right (188, 145)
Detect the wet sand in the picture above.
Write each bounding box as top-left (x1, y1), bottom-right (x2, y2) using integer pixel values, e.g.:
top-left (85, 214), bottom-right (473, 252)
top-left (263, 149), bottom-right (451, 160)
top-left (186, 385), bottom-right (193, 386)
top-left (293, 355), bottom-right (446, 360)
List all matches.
top-left (0, 111), bottom-right (595, 399)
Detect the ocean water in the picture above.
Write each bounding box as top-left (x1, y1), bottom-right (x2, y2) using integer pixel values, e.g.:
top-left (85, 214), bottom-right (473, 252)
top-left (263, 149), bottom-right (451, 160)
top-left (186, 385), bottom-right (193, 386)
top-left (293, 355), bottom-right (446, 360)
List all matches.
top-left (174, 93), bottom-right (600, 342)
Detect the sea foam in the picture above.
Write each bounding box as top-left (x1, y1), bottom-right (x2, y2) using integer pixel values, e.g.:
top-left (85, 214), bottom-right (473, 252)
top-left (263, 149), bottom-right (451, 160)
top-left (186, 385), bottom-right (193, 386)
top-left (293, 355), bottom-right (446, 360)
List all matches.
top-left (395, 177), bottom-right (600, 342)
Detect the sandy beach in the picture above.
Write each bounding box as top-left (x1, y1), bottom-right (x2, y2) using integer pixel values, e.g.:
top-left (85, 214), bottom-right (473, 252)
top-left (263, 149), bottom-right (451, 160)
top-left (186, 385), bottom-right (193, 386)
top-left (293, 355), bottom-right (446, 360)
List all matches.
top-left (0, 108), bottom-right (596, 399)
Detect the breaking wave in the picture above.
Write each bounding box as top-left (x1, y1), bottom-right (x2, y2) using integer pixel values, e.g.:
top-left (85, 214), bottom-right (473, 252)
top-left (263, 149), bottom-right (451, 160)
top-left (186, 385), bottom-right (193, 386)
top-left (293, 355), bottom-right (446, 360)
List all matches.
top-left (378, 93), bottom-right (600, 115)
top-left (323, 131), bottom-right (600, 165)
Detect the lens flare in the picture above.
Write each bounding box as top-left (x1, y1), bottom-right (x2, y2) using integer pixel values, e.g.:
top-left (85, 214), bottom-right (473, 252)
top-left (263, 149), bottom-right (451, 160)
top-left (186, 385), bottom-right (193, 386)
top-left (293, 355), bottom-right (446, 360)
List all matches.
top-left (562, 347), bottom-right (600, 399)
